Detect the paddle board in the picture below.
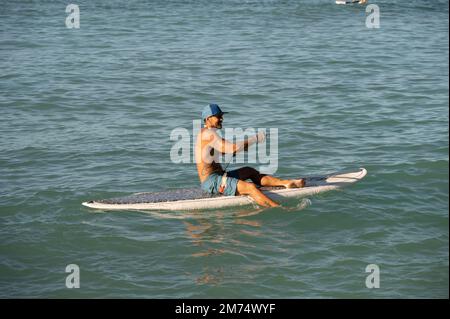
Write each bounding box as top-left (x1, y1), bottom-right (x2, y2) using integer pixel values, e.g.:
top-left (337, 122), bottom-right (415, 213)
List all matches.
top-left (82, 168), bottom-right (367, 211)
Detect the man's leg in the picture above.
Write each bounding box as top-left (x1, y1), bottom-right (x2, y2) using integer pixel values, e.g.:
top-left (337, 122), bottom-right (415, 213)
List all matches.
top-left (235, 166), bottom-right (305, 188)
top-left (236, 180), bottom-right (279, 208)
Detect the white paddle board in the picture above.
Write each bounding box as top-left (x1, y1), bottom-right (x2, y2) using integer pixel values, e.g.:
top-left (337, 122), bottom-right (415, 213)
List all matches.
top-left (82, 168), bottom-right (367, 211)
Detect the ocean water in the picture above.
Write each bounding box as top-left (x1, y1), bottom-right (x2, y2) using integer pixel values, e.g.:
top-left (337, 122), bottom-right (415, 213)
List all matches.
top-left (0, 0), bottom-right (448, 298)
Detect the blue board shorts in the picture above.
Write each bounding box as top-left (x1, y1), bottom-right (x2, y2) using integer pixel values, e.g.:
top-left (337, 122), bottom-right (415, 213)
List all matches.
top-left (201, 169), bottom-right (240, 196)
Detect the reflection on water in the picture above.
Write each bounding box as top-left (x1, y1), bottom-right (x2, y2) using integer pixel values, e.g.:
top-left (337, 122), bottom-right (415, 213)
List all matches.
top-left (191, 248), bottom-right (226, 257)
top-left (142, 200), bottom-right (310, 285)
top-left (181, 200), bottom-right (310, 285)
top-left (195, 267), bottom-right (225, 285)
top-left (183, 207), bottom-right (265, 285)
top-left (234, 218), bottom-right (262, 227)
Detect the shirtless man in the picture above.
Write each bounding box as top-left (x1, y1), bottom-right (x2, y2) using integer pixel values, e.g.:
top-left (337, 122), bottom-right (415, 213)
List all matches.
top-left (195, 104), bottom-right (305, 208)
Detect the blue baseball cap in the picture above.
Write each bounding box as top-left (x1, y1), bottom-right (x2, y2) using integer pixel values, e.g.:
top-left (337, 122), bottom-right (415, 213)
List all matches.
top-left (202, 104), bottom-right (228, 121)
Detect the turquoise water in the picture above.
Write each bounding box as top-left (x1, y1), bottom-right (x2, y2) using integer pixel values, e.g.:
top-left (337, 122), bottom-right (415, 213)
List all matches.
top-left (0, 0), bottom-right (448, 298)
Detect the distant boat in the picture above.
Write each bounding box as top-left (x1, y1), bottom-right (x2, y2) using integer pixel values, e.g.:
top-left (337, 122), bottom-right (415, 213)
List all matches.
top-left (336, 0), bottom-right (367, 4)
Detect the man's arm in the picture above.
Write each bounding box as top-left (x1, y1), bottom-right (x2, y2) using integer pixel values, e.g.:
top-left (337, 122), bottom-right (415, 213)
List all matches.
top-left (208, 130), bottom-right (265, 154)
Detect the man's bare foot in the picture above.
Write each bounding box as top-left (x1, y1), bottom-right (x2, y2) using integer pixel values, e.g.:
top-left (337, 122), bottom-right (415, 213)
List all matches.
top-left (284, 179), bottom-right (305, 188)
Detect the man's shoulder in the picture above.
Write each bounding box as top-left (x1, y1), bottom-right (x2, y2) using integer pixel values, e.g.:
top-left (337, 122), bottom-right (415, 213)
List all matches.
top-left (200, 127), bottom-right (217, 132)
top-left (200, 128), bottom-right (219, 138)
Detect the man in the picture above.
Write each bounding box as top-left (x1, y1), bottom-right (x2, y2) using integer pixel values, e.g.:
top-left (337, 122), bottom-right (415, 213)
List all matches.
top-left (195, 104), bottom-right (305, 208)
